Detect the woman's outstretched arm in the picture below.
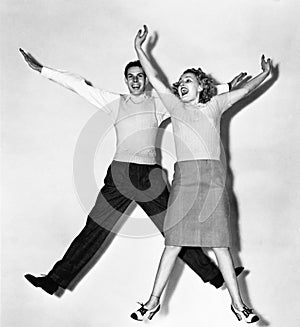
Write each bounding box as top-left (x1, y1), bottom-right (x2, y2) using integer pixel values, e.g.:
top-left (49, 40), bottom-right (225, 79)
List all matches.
top-left (223, 55), bottom-right (272, 108)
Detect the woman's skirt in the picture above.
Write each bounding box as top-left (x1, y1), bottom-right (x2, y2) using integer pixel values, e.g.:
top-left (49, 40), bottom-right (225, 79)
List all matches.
top-left (164, 160), bottom-right (231, 247)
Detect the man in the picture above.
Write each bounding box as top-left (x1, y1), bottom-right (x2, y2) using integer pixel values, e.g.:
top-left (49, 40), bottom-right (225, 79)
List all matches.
top-left (20, 48), bottom-right (244, 295)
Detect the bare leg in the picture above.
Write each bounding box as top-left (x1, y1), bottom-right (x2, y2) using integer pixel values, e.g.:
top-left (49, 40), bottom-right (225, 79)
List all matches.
top-left (212, 247), bottom-right (244, 309)
top-left (144, 245), bottom-right (182, 309)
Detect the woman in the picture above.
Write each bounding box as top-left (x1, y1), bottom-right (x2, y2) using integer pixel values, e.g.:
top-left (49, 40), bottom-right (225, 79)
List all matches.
top-left (131, 25), bottom-right (271, 323)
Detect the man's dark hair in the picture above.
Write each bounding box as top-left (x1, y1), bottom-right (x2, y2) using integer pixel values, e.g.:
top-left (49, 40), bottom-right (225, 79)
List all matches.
top-left (124, 60), bottom-right (144, 78)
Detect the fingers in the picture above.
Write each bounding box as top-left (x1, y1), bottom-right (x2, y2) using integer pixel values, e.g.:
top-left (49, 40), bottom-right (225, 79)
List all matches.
top-left (261, 54), bottom-right (272, 64)
top-left (19, 48), bottom-right (28, 59)
top-left (19, 48), bottom-right (26, 55)
top-left (233, 72), bottom-right (247, 85)
top-left (143, 24), bottom-right (148, 35)
top-left (261, 54), bottom-right (267, 68)
top-left (19, 48), bottom-right (31, 64)
top-left (238, 72), bottom-right (247, 80)
top-left (141, 25), bottom-right (148, 39)
top-left (260, 54), bottom-right (272, 74)
top-left (19, 48), bottom-right (34, 63)
top-left (19, 48), bottom-right (32, 61)
top-left (137, 25), bottom-right (148, 39)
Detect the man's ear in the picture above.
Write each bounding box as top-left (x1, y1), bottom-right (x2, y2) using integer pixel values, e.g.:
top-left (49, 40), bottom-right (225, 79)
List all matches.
top-left (124, 77), bottom-right (129, 86)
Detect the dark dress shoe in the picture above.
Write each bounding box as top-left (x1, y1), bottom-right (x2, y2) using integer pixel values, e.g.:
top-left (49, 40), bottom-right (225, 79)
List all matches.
top-left (210, 266), bottom-right (245, 289)
top-left (24, 274), bottom-right (59, 295)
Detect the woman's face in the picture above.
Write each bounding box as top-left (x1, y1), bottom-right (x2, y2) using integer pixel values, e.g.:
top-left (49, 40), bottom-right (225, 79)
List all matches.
top-left (177, 72), bottom-right (203, 103)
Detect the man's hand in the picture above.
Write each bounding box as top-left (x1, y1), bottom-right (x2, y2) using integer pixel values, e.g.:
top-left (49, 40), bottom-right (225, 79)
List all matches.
top-left (229, 72), bottom-right (248, 90)
top-left (261, 54), bottom-right (271, 75)
top-left (19, 48), bottom-right (43, 72)
top-left (134, 25), bottom-right (148, 50)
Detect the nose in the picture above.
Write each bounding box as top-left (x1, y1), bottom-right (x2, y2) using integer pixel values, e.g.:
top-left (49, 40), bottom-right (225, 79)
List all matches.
top-left (133, 76), bottom-right (139, 82)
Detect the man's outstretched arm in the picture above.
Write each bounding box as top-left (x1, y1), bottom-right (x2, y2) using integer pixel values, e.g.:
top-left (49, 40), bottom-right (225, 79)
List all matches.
top-left (20, 48), bottom-right (43, 72)
top-left (19, 48), bottom-right (119, 114)
top-left (216, 72), bottom-right (248, 94)
top-left (228, 72), bottom-right (248, 90)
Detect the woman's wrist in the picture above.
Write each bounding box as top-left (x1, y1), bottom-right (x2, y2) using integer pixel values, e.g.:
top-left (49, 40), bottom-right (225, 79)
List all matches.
top-left (261, 69), bottom-right (270, 76)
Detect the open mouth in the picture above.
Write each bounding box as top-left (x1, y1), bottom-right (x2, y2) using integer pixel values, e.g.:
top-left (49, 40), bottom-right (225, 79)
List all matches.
top-left (180, 87), bottom-right (189, 96)
top-left (132, 84), bottom-right (141, 90)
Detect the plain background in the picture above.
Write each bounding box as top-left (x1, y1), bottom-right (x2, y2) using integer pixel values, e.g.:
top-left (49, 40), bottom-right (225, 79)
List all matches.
top-left (1, 0), bottom-right (300, 326)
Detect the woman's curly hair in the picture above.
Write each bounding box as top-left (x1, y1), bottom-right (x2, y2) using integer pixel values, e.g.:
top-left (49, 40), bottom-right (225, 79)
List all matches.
top-left (172, 68), bottom-right (217, 104)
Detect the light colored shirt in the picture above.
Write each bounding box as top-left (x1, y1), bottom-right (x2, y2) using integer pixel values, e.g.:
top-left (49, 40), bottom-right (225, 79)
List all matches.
top-left (42, 67), bottom-right (168, 164)
top-left (41, 67), bottom-right (229, 164)
top-left (157, 92), bottom-right (234, 161)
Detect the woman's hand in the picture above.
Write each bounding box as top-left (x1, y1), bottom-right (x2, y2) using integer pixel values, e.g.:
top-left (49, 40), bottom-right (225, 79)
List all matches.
top-left (261, 54), bottom-right (271, 75)
top-left (134, 25), bottom-right (148, 50)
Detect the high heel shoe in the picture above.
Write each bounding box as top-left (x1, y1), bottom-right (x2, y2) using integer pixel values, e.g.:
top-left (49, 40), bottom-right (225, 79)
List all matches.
top-left (231, 305), bottom-right (259, 323)
top-left (130, 302), bottom-right (160, 321)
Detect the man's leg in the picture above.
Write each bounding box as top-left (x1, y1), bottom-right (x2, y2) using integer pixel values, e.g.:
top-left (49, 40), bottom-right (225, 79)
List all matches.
top-left (25, 164), bottom-right (132, 292)
top-left (46, 216), bottom-right (112, 289)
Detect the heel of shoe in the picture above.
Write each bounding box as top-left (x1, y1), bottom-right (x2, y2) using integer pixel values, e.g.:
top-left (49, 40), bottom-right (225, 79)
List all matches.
top-left (148, 304), bottom-right (160, 320)
top-left (231, 305), bottom-right (242, 321)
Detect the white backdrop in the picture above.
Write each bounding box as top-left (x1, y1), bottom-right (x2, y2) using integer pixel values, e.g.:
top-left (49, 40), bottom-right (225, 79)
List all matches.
top-left (1, 0), bottom-right (300, 326)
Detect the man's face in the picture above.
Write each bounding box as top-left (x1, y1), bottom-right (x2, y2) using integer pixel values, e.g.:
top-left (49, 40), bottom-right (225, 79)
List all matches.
top-left (125, 66), bottom-right (147, 96)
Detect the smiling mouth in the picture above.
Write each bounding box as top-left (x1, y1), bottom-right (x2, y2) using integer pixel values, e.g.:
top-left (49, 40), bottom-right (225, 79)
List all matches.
top-left (132, 84), bottom-right (141, 90)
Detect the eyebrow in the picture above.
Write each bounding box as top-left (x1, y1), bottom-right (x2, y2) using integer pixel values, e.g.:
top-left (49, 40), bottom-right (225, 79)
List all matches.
top-left (179, 75), bottom-right (193, 82)
top-left (127, 73), bottom-right (145, 77)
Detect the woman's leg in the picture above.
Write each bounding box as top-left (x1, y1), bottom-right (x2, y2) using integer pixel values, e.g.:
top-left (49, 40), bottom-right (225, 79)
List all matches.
top-left (212, 247), bottom-right (244, 309)
top-left (144, 245), bottom-right (182, 309)
top-left (212, 247), bottom-right (259, 323)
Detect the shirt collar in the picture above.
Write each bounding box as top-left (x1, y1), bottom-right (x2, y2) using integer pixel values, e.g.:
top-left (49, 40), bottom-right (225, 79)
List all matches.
top-left (124, 92), bottom-right (149, 103)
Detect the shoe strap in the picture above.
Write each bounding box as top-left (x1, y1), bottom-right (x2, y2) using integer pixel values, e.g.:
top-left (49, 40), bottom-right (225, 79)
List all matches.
top-left (241, 306), bottom-right (254, 318)
top-left (136, 302), bottom-right (148, 316)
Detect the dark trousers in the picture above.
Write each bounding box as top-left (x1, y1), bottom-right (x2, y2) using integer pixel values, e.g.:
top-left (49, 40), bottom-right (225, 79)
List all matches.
top-left (48, 161), bottom-right (220, 288)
